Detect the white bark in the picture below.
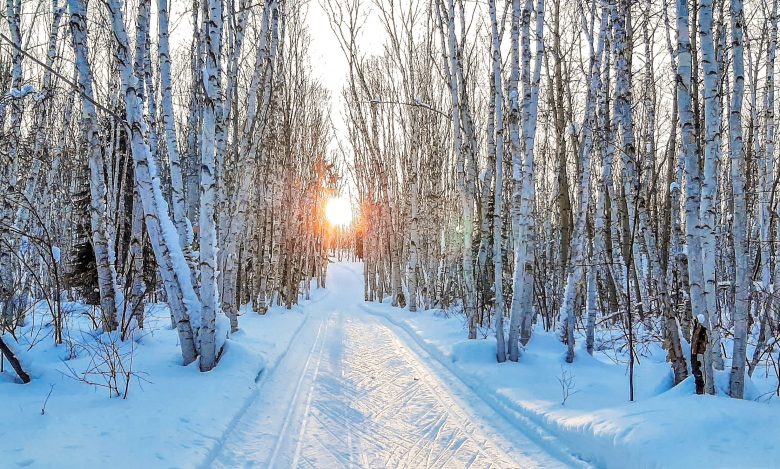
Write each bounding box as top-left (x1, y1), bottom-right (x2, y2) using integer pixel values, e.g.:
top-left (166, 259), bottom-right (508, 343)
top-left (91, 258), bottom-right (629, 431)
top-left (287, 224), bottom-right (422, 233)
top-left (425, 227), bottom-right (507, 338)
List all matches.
top-left (699, 0), bottom-right (725, 371)
top-left (158, 0), bottom-right (190, 248)
top-left (677, 0), bottom-right (716, 394)
top-left (440, 0), bottom-right (477, 339)
top-left (728, 0), bottom-right (749, 399)
top-left (0, 0), bottom-right (23, 320)
top-left (559, 0), bottom-right (605, 363)
top-left (506, 0), bottom-right (523, 362)
top-left (489, 0), bottom-right (507, 362)
top-left (103, 0), bottom-right (200, 365)
top-left (68, 0), bottom-right (121, 332)
top-left (198, 0), bottom-right (224, 372)
top-left (508, 0), bottom-right (543, 360)
top-left (220, 0), bottom-right (279, 331)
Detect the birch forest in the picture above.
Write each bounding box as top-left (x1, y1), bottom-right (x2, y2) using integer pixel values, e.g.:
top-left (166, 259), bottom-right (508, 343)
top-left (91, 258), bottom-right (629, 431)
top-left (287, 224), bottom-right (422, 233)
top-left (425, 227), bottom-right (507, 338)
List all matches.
top-left (330, 0), bottom-right (778, 400)
top-left (2, 0), bottom-right (780, 464)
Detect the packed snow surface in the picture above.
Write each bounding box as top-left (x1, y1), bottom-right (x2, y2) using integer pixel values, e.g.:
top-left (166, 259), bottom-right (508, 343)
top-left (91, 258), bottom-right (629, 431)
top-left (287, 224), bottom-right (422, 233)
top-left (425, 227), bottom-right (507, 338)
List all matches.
top-left (3, 262), bottom-right (778, 468)
top-left (211, 263), bottom-right (574, 468)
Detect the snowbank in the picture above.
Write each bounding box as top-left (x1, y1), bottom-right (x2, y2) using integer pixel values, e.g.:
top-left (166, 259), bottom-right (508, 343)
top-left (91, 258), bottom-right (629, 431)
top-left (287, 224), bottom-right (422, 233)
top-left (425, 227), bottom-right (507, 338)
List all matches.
top-left (0, 289), bottom-right (324, 468)
top-left (361, 300), bottom-right (780, 469)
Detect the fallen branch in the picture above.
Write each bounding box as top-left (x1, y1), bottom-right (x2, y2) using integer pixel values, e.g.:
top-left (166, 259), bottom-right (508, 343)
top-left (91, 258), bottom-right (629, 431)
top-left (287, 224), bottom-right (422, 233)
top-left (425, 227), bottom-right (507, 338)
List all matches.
top-left (0, 334), bottom-right (31, 383)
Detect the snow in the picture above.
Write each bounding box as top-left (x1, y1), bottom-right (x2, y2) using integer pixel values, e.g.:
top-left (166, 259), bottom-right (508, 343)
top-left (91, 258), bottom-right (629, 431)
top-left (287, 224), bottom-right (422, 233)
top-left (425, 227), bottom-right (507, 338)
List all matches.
top-left (51, 246), bottom-right (61, 263)
top-left (3, 262), bottom-right (778, 468)
top-left (7, 84), bottom-right (35, 99)
top-left (0, 291), bottom-right (321, 468)
top-left (360, 270), bottom-right (780, 469)
top-left (212, 262), bottom-right (576, 468)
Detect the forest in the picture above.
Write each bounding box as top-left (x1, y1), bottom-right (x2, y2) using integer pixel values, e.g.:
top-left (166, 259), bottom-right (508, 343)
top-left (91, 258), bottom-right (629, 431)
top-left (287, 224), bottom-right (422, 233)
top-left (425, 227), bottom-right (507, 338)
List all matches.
top-left (0, 0), bottom-right (778, 467)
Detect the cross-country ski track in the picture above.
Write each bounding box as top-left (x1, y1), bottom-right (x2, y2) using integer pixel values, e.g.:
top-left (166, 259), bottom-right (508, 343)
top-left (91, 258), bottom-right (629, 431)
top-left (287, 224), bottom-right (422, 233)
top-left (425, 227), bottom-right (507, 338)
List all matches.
top-left (208, 262), bottom-right (586, 469)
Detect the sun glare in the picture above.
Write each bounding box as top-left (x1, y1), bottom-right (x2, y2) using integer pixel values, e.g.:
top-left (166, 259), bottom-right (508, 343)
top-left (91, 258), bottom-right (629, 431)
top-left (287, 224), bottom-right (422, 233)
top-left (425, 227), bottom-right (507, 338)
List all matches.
top-left (325, 196), bottom-right (352, 227)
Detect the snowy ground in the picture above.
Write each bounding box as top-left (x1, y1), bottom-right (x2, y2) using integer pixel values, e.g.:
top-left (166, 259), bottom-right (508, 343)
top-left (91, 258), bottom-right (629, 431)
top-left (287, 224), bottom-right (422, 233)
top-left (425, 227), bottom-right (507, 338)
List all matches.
top-left (211, 263), bottom-right (578, 468)
top-left (359, 265), bottom-right (780, 469)
top-left (3, 261), bottom-right (779, 468)
top-left (0, 289), bottom-right (317, 468)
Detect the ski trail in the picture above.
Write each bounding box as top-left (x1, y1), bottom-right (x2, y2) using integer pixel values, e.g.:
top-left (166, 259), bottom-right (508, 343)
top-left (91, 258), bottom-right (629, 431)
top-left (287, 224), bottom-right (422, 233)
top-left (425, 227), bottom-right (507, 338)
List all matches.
top-left (210, 263), bottom-right (569, 468)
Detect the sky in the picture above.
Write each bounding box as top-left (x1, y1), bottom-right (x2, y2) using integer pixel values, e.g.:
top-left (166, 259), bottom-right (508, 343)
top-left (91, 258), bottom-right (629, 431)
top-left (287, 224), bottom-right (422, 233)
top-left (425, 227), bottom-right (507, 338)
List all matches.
top-left (164, 0), bottom-right (385, 197)
top-left (304, 0), bottom-right (385, 156)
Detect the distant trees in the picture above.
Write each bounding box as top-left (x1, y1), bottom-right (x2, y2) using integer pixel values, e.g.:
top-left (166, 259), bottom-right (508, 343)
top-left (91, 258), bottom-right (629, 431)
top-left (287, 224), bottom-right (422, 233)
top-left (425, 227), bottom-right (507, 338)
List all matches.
top-left (1, 0), bottom-right (778, 401)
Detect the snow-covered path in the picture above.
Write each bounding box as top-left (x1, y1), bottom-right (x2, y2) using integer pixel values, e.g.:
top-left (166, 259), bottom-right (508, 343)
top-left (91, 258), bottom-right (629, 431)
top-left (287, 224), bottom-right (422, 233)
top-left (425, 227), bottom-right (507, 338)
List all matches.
top-left (209, 263), bottom-right (568, 468)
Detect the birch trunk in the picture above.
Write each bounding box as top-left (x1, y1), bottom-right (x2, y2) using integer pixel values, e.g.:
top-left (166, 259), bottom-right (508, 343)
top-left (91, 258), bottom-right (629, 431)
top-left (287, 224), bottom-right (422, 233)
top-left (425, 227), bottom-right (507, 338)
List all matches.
top-left (728, 0), bottom-right (749, 399)
top-left (103, 0), bottom-right (199, 365)
top-left (68, 0), bottom-right (121, 333)
top-left (440, 0), bottom-right (477, 338)
top-left (699, 0), bottom-right (725, 372)
top-left (198, 0), bottom-right (224, 372)
top-left (221, 0), bottom-right (279, 330)
top-left (511, 0), bottom-right (543, 355)
top-left (0, 0), bottom-right (23, 321)
top-left (558, 1), bottom-right (605, 363)
top-left (158, 0), bottom-right (190, 248)
top-left (489, 0), bottom-right (507, 362)
top-left (677, 0), bottom-right (716, 394)
top-left (506, 0), bottom-right (523, 362)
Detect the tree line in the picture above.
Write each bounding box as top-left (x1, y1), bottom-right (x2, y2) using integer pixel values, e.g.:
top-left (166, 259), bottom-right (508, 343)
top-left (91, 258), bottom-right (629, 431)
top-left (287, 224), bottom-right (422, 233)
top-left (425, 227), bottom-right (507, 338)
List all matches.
top-left (0, 0), bottom-right (338, 378)
top-left (335, 0), bottom-right (776, 399)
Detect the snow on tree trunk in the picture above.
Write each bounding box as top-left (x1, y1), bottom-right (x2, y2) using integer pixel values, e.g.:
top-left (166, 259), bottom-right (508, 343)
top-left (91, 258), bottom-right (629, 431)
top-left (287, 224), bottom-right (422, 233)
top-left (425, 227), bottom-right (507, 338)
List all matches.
top-left (68, 0), bottom-right (122, 333)
top-left (102, 0), bottom-right (199, 365)
top-left (158, 0), bottom-right (191, 249)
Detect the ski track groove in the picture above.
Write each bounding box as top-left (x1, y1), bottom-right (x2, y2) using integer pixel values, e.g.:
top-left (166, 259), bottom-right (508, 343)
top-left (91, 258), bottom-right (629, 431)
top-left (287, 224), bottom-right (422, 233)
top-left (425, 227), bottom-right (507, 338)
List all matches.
top-left (268, 318), bottom-right (327, 469)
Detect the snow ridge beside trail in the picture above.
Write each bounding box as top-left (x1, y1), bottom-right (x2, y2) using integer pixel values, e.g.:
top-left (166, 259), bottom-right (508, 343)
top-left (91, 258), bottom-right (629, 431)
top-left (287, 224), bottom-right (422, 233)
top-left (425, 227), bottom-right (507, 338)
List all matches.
top-left (198, 312), bottom-right (315, 468)
top-left (0, 293), bottom-right (318, 468)
top-left (200, 285), bottom-right (336, 468)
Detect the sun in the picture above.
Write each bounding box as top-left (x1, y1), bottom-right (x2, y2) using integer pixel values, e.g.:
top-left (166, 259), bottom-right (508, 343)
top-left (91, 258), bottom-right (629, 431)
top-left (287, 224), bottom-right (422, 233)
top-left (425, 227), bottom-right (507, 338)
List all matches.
top-left (325, 196), bottom-right (352, 227)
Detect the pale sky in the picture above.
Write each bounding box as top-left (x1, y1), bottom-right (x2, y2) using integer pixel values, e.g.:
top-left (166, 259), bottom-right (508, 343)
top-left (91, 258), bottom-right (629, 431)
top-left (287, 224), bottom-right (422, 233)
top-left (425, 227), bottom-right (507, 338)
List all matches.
top-left (304, 0), bottom-right (385, 155)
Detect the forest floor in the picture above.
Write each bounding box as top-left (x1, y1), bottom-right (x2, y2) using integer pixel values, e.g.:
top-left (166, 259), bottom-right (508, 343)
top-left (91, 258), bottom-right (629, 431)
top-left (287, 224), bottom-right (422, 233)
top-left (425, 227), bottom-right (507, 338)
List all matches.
top-left (2, 262), bottom-right (780, 468)
top-left (357, 262), bottom-right (780, 469)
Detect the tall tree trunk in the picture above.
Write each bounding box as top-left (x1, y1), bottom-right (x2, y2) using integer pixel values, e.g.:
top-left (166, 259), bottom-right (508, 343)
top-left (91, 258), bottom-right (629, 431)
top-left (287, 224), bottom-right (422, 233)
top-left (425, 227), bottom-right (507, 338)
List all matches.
top-left (198, 0), bottom-right (225, 372)
top-left (677, 0), bottom-right (716, 394)
top-left (489, 0), bottom-right (507, 362)
top-left (728, 0), bottom-right (749, 399)
top-left (102, 0), bottom-right (199, 365)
